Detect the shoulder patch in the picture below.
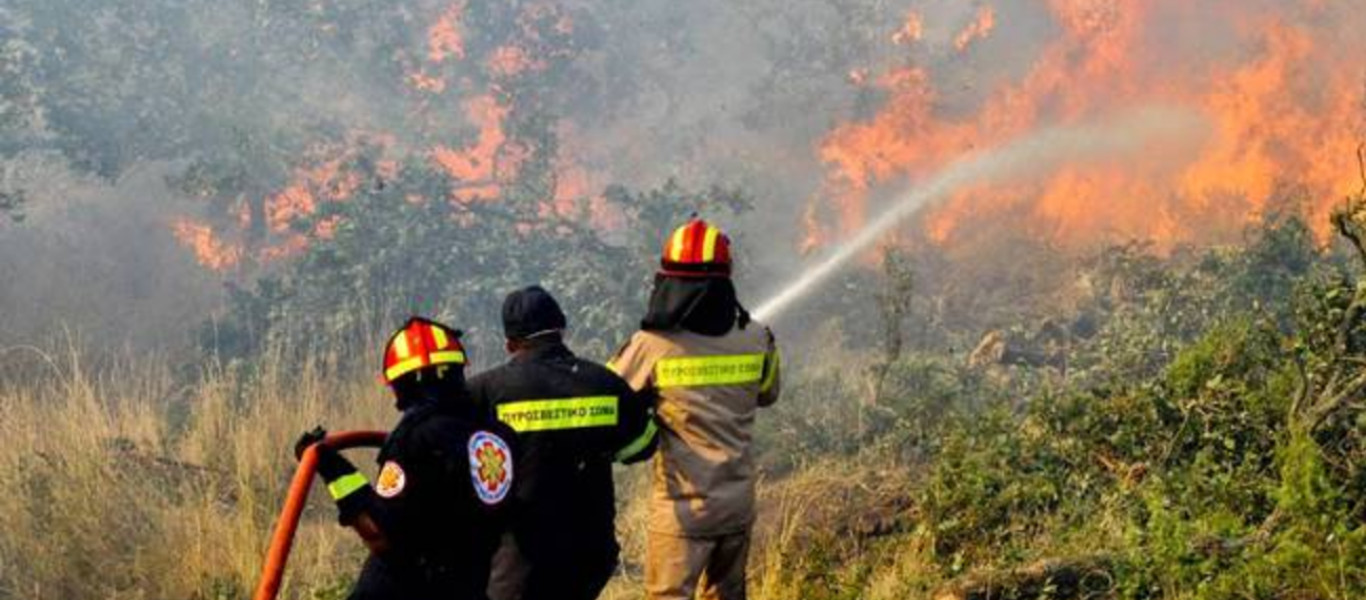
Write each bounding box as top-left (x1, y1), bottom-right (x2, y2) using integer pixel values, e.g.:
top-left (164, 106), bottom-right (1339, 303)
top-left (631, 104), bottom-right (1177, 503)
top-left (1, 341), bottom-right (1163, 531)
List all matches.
top-left (468, 430), bottom-right (513, 505)
top-left (375, 461), bottom-right (406, 498)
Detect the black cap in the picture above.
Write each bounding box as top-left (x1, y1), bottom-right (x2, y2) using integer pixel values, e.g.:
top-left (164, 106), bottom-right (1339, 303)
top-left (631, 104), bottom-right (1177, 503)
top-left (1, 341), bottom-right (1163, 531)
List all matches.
top-left (502, 285), bottom-right (567, 340)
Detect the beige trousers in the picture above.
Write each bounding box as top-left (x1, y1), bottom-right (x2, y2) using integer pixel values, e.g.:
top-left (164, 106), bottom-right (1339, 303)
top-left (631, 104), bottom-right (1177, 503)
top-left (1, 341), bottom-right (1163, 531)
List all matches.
top-left (644, 530), bottom-right (751, 600)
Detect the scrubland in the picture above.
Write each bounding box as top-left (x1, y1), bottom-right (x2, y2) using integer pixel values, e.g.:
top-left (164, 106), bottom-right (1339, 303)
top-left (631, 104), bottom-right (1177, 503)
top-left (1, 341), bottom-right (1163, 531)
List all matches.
top-left (0, 345), bottom-right (385, 599)
top-left (6, 214), bottom-right (1366, 600)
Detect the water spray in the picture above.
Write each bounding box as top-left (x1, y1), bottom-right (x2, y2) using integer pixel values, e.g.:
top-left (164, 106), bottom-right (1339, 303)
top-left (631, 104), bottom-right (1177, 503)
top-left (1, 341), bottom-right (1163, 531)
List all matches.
top-left (751, 106), bottom-right (1207, 323)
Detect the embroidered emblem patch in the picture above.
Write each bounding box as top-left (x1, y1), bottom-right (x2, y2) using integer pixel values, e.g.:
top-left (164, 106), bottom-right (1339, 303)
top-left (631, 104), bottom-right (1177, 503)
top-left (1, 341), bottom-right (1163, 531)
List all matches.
top-left (468, 430), bottom-right (512, 505)
top-left (375, 461), bottom-right (406, 498)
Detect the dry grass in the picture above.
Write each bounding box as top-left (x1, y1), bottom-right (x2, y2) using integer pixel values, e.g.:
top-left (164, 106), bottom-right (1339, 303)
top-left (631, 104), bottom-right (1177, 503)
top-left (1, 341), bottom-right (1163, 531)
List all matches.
top-left (0, 343), bottom-right (389, 600)
top-left (0, 342), bottom-right (881, 600)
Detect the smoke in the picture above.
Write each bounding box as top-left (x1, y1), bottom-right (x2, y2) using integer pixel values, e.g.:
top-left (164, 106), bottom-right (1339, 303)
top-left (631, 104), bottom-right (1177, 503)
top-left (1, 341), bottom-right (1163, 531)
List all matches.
top-left (0, 157), bottom-right (218, 353)
top-left (0, 0), bottom-right (1362, 353)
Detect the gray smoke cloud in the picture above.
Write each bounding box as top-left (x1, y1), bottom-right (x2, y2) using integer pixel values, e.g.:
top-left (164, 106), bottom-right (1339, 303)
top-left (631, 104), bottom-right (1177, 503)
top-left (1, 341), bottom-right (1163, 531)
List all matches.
top-left (0, 0), bottom-right (1360, 353)
top-left (0, 157), bottom-right (217, 352)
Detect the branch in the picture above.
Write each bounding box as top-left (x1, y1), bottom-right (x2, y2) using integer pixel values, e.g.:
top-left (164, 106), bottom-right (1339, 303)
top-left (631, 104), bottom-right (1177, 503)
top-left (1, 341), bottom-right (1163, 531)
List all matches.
top-left (1334, 210), bottom-right (1366, 271)
top-left (1203, 508), bottom-right (1284, 556)
top-left (1289, 351), bottom-right (1312, 420)
top-left (1357, 142), bottom-right (1366, 198)
top-left (1335, 285), bottom-right (1366, 356)
top-left (1308, 367), bottom-right (1366, 431)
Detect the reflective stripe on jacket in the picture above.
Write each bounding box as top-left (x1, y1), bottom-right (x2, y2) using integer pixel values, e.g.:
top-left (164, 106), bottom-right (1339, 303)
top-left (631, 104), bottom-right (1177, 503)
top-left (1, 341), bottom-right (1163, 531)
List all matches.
top-left (609, 324), bottom-right (780, 535)
top-left (468, 342), bottom-right (653, 597)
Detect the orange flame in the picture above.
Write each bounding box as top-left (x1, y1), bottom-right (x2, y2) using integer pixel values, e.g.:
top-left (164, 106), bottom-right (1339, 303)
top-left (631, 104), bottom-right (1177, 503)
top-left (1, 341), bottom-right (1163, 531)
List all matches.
top-left (816, 0), bottom-right (1365, 251)
top-left (258, 234), bottom-right (310, 264)
top-left (171, 219), bottom-right (242, 272)
top-left (428, 3), bottom-right (467, 63)
top-left (486, 45), bottom-right (543, 79)
top-left (954, 6), bottom-right (996, 53)
top-left (432, 94), bottom-right (515, 202)
top-left (181, 136), bottom-right (389, 270)
top-left (550, 121), bottom-right (605, 218)
top-left (173, 1), bottom-right (612, 273)
top-left (893, 11), bottom-right (924, 45)
top-left (265, 185), bottom-right (316, 234)
top-left (407, 2), bottom-right (469, 93)
top-left (408, 71), bottom-right (447, 93)
top-left (263, 153), bottom-right (365, 240)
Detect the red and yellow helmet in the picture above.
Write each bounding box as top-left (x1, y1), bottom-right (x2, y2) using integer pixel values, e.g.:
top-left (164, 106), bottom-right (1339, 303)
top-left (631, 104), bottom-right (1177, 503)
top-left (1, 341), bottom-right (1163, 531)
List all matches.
top-left (660, 218), bottom-right (732, 277)
top-left (382, 317), bottom-right (467, 384)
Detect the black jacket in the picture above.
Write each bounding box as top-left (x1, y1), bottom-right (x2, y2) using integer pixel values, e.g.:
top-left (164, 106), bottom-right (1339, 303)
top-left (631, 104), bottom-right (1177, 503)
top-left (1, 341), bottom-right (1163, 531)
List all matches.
top-left (468, 342), bottom-right (656, 600)
top-left (336, 400), bottom-right (519, 600)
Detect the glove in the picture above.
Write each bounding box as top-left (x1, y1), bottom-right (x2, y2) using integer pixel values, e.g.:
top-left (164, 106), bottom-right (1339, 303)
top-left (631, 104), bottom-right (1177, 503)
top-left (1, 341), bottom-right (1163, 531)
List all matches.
top-left (294, 426), bottom-right (328, 460)
top-left (294, 426), bottom-right (356, 481)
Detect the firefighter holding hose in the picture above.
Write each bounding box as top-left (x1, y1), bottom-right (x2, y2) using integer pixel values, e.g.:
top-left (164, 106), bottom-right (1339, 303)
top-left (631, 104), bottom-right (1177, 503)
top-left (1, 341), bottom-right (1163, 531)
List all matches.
top-left (469, 285), bottom-right (657, 600)
top-left (608, 218), bottom-right (781, 600)
top-left (294, 317), bottom-right (517, 600)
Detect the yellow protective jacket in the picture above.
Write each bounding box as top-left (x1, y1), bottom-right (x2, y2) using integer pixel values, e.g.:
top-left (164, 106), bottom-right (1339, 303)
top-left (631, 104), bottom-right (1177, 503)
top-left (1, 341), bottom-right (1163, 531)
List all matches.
top-left (608, 323), bottom-right (780, 536)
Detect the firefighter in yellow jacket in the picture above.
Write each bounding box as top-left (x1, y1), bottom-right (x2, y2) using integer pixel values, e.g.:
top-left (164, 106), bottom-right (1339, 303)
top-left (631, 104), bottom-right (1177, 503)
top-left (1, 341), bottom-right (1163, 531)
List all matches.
top-left (609, 218), bottom-right (780, 600)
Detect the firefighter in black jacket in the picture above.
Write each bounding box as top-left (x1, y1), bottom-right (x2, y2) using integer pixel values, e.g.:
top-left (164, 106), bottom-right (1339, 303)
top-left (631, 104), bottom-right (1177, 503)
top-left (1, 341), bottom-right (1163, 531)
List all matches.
top-left (469, 286), bottom-right (657, 600)
top-left (295, 317), bottom-right (518, 600)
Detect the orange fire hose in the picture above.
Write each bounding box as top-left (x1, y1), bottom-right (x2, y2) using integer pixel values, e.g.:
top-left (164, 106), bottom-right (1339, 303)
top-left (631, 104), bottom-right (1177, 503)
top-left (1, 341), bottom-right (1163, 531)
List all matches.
top-left (252, 430), bottom-right (387, 600)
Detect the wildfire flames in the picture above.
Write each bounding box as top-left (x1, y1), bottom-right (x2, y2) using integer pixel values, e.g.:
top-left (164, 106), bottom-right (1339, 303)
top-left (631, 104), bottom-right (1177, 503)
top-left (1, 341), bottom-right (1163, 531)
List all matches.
top-left (432, 94), bottom-right (519, 203)
top-left (953, 6), bottom-right (995, 53)
top-left (428, 3), bottom-right (467, 63)
top-left (174, 1), bottom-right (602, 273)
top-left (815, 0), bottom-right (1366, 250)
top-left (893, 11), bottom-right (924, 46)
top-left (171, 220), bottom-right (243, 272)
top-left (171, 134), bottom-right (391, 270)
top-left (173, 1), bottom-right (1366, 273)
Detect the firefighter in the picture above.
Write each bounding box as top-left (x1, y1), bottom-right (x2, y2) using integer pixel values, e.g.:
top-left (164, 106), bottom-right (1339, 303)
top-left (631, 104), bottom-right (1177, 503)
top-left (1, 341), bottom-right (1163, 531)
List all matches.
top-left (468, 285), bottom-right (656, 600)
top-left (294, 317), bottom-right (517, 600)
top-left (608, 218), bottom-right (781, 600)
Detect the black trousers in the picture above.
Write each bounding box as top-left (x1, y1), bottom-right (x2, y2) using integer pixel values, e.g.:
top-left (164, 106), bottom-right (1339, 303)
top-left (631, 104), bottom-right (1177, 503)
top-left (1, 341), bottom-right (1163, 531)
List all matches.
top-left (486, 533), bottom-right (618, 600)
top-left (350, 555), bottom-right (490, 600)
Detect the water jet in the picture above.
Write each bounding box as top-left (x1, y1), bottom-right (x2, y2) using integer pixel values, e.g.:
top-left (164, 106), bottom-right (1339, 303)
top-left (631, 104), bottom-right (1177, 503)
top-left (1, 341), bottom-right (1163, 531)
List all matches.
top-left (752, 106), bottom-right (1207, 323)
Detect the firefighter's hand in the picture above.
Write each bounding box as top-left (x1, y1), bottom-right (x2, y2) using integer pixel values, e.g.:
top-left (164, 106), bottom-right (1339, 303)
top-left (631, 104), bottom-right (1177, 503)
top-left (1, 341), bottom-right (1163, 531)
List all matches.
top-left (294, 426), bottom-right (328, 460)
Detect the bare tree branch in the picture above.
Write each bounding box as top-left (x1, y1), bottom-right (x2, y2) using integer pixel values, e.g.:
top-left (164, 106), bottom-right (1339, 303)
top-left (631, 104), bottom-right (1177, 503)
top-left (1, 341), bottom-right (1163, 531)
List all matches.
top-left (1308, 368), bottom-right (1366, 431)
top-left (1357, 141), bottom-right (1366, 198)
top-left (1333, 209), bottom-right (1366, 271)
top-left (1290, 351), bottom-right (1312, 420)
top-left (1335, 286), bottom-right (1366, 356)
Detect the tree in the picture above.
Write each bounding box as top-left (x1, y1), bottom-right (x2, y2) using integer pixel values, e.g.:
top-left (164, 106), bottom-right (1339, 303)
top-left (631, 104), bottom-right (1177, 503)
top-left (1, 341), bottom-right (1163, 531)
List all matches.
top-left (207, 147), bottom-right (751, 363)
